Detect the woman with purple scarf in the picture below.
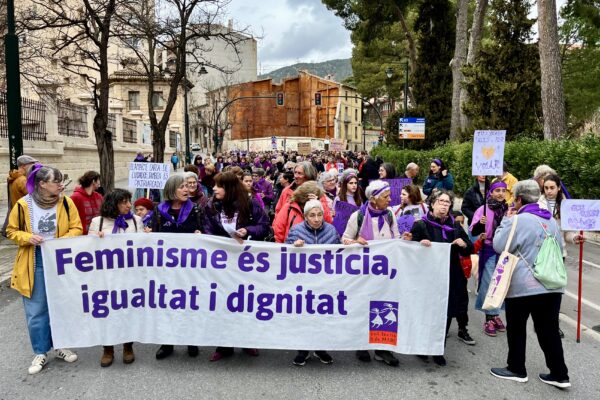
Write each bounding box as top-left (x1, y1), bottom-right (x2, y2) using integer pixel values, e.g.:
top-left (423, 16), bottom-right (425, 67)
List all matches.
top-left (410, 190), bottom-right (475, 366)
top-left (89, 189), bottom-right (143, 367)
top-left (342, 180), bottom-right (401, 367)
top-left (469, 180), bottom-right (509, 337)
top-left (149, 174), bottom-right (204, 360)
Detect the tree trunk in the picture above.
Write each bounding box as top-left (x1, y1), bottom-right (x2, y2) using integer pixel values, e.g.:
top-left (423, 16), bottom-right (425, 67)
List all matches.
top-left (460, 0), bottom-right (488, 131)
top-left (394, 6), bottom-right (418, 108)
top-left (537, 0), bottom-right (567, 140)
top-left (152, 123), bottom-right (167, 163)
top-left (450, 0), bottom-right (470, 140)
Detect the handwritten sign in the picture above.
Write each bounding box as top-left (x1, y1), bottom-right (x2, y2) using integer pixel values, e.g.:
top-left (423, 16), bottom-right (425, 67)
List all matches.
top-left (330, 138), bottom-right (347, 152)
top-left (297, 142), bottom-right (312, 155)
top-left (472, 130), bottom-right (506, 176)
top-left (337, 162), bottom-right (345, 174)
top-left (128, 162), bottom-right (170, 189)
top-left (333, 201), bottom-right (359, 236)
top-left (561, 200), bottom-right (600, 231)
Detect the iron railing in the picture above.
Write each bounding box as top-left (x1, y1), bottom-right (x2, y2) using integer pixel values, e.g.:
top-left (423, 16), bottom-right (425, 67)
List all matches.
top-left (122, 117), bottom-right (137, 143)
top-left (58, 101), bottom-right (88, 137)
top-left (0, 92), bottom-right (47, 141)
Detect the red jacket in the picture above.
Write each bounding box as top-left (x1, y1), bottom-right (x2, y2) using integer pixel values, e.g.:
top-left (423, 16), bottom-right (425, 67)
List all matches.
top-left (70, 186), bottom-right (103, 235)
top-left (273, 201), bottom-right (304, 243)
top-left (275, 185), bottom-right (333, 223)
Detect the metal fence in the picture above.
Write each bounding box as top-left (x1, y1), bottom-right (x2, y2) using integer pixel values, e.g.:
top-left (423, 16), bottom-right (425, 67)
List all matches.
top-left (108, 113), bottom-right (116, 141)
top-left (122, 117), bottom-right (137, 143)
top-left (0, 92), bottom-right (47, 141)
top-left (58, 101), bottom-right (88, 137)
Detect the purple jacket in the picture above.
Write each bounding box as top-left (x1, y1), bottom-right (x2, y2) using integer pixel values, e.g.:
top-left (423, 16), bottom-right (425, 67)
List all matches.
top-left (203, 198), bottom-right (270, 240)
top-left (253, 178), bottom-right (274, 205)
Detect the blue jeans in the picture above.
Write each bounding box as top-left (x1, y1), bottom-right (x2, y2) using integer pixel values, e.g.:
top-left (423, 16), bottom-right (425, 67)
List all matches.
top-left (475, 251), bottom-right (503, 315)
top-left (22, 247), bottom-right (53, 354)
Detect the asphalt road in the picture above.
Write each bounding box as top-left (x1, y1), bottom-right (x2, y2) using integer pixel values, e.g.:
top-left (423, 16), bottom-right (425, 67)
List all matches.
top-left (2, 278), bottom-right (600, 399)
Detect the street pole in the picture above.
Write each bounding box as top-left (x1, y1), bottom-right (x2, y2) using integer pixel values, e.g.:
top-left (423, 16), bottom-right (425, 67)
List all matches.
top-left (183, 76), bottom-right (191, 165)
top-left (5, 0), bottom-right (24, 170)
top-left (404, 61), bottom-right (409, 118)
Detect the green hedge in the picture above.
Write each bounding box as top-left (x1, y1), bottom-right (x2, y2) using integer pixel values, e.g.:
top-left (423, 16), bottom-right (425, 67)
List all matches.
top-left (371, 135), bottom-right (600, 198)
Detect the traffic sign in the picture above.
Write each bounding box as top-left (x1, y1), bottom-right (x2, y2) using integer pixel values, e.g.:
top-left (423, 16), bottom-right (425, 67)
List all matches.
top-left (398, 117), bottom-right (426, 139)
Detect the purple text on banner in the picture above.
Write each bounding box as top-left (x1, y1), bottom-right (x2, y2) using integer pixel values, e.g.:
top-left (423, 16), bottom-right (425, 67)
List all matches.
top-left (333, 201), bottom-right (359, 236)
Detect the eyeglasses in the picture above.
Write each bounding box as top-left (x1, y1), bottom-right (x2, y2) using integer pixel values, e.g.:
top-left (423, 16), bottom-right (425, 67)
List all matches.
top-left (436, 199), bottom-right (452, 205)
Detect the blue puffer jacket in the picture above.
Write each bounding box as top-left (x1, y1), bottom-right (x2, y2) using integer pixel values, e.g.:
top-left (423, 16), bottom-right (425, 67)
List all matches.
top-left (285, 221), bottom-right (341, 245)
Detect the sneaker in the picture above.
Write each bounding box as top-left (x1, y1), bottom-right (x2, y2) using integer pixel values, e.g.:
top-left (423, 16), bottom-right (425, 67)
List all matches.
top-left (374, 350), bottom-right (399, 367)
top-left (187, 346), bottom-right (199, 358)
top-left (356, 350), bottom-right (371, 362)
top-left (458, 329), bottom-right (476, 345)
top-left (432, 355), bottom-right (447, 366)
top-left (492, 316), bottom-right (506, 332)
top-left (490, 367), bottom-right (528, 383)
top-left (539, 373), bottom-right (571, 389)
top-left (484, 320), bottom-right (497, 337)
top-left (292, 351), bottom-right (310, 366)
top-left (28, 354), bottom-right (47, 375)
top-left (55, 348), bottom-right (78, 363)
top-left (313, 351), bottom-right (333, 364)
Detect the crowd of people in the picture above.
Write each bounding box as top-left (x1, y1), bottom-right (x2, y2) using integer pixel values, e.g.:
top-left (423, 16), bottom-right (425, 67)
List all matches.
top-left (3, 150), bottom-right (583, 389)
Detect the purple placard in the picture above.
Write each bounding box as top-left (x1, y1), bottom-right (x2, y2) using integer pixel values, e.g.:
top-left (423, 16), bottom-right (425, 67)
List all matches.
top-left (333, 201), bottom-right (359, 236)
top-left (368, 178), bottom-right (412, 206)
top-left (396, 214), bottom-right (415, 234)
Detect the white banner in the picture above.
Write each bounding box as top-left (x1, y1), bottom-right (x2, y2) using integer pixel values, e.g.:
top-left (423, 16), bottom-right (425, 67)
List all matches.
top-left (41, 234), bottom-right (450, 354)
top-left (128, 162), bottom-right (170, 189)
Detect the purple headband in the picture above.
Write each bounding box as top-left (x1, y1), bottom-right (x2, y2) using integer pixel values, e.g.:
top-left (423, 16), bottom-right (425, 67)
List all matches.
top-left (371, 183), bottom-right (390, 198)
top-left (488, 181), bottom-right (507, 198)
top-left (26, 163), bottom-right (44, 194)
top-left (344, 172), bottom-right (357, 182)
top-left (432, 159), bottom-right (442, 167)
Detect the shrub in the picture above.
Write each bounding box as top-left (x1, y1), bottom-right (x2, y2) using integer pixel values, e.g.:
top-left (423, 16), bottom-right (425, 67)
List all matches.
top-left (371, 135), bottom-right (600, 198)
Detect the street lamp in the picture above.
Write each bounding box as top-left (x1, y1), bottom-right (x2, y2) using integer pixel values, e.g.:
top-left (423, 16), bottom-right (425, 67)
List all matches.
top-left (385, 67), bottom-right (394, 114)
top-left (183, 64), bottom-right (208, 164)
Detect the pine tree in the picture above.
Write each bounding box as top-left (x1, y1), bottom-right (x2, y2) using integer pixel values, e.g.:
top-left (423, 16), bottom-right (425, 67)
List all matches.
top-left (462, 0), bottom-right (542, 140)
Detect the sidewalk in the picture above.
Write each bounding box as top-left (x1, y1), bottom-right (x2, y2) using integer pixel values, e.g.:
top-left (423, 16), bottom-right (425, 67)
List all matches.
top-left (0, 178), bottom-right (132, 284)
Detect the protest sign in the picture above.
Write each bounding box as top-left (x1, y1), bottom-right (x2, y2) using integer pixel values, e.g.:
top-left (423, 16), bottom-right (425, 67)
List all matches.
top-left (472, 130), bottom-right (506, 176)
top-left (333, 201), bottom-right (359, 235)
top-left (561, 200), bottom-right (600, 231)
top-left (41, 234), bottom-right (450, 354)
top-left (297, 142), bottom-right (312, 155)
top-left (396, 214), bottom-right (416, 235)
top-left (378, 178), bottom-right (413, 207)
top-left (330, 138), bottom-right (346, 152)
top-left (128, 162), bottom-right (170, 189)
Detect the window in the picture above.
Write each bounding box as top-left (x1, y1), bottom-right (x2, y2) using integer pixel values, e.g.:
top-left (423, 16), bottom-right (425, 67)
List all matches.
top-left (345, 91), bottom-right (348, 100)
top-left (355, 126), bottom-right (358, 140)
top-left (355, 109), bottom-right (358, 121)
top-left (152, 91), bottom-right (164, 109)
top-left (128, 91), bottom-right (140, 111)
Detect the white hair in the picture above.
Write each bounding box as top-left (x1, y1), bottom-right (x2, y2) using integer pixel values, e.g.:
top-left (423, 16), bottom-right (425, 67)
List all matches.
top-left (303, 199), bottom-right (323, 215)
top-left (533, 165), bottom-right (556, 180)
top-left (365, 180), bottom-right (390, 199)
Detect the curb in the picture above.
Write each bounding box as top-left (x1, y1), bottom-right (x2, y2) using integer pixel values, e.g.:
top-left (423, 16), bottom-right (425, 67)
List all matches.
top-left (559, 313), bottom-right (600, 343)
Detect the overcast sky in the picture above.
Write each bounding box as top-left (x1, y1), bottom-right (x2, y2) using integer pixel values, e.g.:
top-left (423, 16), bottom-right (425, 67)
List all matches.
top-left (226, 0), bottom-right (352, 74)
top-left (225, 0), bottom-right (568, 74)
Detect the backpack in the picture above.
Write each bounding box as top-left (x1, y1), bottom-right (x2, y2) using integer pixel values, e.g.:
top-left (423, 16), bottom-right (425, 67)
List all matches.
top-left (532, 221), bottom-right (567, 290)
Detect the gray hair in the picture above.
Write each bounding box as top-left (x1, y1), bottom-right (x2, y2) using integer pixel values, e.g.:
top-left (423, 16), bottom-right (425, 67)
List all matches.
top-left (318, 171), bottom-right (336, 188)
top-left (163, 174), bottom-right (186, 201)
top-left (33, 166), bottom-right (63, 187)
top-left (406, 162), bottom-right (418, 171)
top-left (365, 180), bottom-right (390, 199)
top-left (253, 168), bottom-right (265, 177)
top-left (427, 189), bottom-right (455, 209)
top-left (304, 199), bottom-right (324, 215)
top-left (533, 165), bottom-right (556, 180)
top-left (296, 161), bottom-right (317, 181)
top-left (183, 171), bottom-right (198, 181)
top-left (513, 180), bottom-right (541, 205)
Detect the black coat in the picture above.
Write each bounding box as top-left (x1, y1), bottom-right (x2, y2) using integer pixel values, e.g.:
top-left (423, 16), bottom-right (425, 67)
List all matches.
top-left (411, 215), bottom-right (473, 317)
top-left (461, 182), bottom-right (485, 224)
top-left (358, 159), bottom-right (379, 190)
top-left (150, 202), bottom-right (205, 233)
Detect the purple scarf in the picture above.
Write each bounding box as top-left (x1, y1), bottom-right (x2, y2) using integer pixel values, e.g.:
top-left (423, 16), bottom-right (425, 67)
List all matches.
top-left (158, 199), bottom-right (194, 226)
top-left (358, 203), bottom-right (390, 240)
top-left (26, 163), bottom-right (44, 194)
top-left (113, 212), bottom-right (134, 233)
top-left (518, 203), bottom-right (552, 220)
top-left (142, 211), bottom-right (154, 226)
top-left (422, 212), bottom-right (455, 240)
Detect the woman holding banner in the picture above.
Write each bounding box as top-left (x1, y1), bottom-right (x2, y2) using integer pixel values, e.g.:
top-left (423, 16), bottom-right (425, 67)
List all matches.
top-left (150, 174), bottom-right (204, 360)
top-left (342, 180), bottom-right (401, 367)
top-left (203, 171), bottom-right (270, 362)
top-left (6, 165), bottom-right (82, 374)
top-left (469, 181), bottom-right (509, 337)
top-left (286, 199), bottom-right (340, 366)
top-left (89, 189), bottom-right (144, 367)
top-left (410, 189), bottom-right (475, 366)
